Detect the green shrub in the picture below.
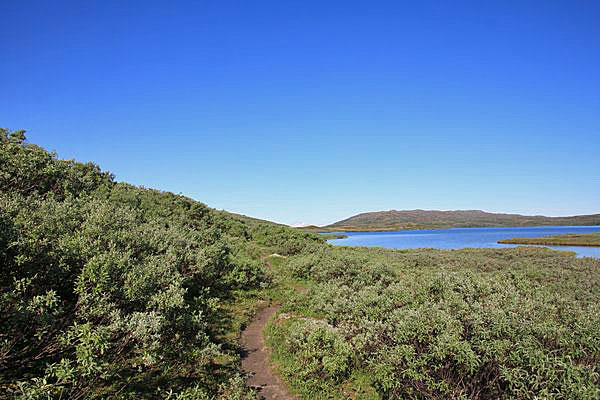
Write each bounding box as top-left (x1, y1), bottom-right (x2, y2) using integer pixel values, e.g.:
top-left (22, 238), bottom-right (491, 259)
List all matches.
top-left (0, 131), bottom-right (282, 398)
top-left (0, 129), bottom-right (113, 199)
top-left (272, 247), bottom-right (600, 399)
top-left (268, 317), bottom-right (352, 397)
top-left (251, 225), bottom-right (322, 256)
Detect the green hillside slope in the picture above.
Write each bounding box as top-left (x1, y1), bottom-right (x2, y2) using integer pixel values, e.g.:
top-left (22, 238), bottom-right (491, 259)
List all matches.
top-left (0, 129), bottom-right (322, 399)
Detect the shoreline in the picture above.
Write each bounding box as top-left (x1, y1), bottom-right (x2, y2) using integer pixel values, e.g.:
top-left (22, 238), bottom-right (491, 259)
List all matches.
top-left (498, 233), bottom-right (600, 247)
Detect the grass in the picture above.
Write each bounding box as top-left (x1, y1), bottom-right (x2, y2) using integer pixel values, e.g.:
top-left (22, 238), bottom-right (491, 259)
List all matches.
top-left (499, 233), bottom-right (600, 247)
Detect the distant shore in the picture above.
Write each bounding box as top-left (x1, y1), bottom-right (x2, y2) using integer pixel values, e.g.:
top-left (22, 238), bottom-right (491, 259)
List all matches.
top-left (317, 233), bottom-right (348, 241)
top-left (303, 225), bottom-right (448, 233)
top-left (302, 224), bottom-right (600, 234)
top-left (499, 233), bottom-right (600, 247)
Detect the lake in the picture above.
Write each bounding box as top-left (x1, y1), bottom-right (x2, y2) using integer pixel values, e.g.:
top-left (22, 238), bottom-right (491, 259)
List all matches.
top-left (328, 226), bottom-right (600, 258)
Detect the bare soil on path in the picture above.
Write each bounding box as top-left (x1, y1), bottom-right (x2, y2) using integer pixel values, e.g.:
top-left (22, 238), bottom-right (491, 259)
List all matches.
top-left (241, 304), bottom-right (297, 400)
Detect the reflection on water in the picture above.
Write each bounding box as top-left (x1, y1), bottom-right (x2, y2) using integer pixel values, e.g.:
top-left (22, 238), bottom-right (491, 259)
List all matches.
top-left (328, 226), bottom-right (600, 258)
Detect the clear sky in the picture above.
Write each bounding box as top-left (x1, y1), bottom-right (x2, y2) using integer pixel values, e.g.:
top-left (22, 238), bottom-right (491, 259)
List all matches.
top-left (2, 1), bottom-right (599, 226)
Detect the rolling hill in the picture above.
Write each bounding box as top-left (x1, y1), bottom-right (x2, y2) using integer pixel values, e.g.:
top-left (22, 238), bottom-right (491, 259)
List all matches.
top-left (324, 209), bottom-right (600, 231)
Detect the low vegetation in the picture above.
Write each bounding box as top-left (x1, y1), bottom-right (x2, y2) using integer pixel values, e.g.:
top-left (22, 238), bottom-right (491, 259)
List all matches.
top-left (3, 129), bottom-right (600, 399)
top-left (268, 247), bottom-right (600, 399)
top-left (499, 233), bottom-right (600, 247)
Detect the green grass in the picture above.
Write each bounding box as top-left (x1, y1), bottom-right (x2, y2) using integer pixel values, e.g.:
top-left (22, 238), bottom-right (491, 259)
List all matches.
top-left (499, 233), bottom-right (600, 247)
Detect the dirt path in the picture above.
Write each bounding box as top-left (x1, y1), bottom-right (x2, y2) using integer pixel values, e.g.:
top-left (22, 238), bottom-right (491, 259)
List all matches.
top-left (241, 304), bottom-right (297, 400)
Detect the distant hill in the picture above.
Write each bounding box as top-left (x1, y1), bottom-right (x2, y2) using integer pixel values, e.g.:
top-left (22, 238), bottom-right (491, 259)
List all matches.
top-left (324, 209), bottom-right (600, 231)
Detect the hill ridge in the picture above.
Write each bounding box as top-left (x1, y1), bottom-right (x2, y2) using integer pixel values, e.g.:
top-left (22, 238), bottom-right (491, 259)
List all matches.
top-left (326, 209), bottom-right (600, 230)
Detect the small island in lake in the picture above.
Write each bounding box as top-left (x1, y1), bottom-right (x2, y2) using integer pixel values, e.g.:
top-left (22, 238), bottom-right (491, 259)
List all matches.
top-left (499, 233), bottom-right (600, 247)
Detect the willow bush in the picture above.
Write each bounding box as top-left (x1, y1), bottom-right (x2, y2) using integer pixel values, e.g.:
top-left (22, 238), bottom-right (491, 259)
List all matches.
top-left (0, 130), bottom-right (295, 399)
top-left (270, 247), bottom-right (600, 399)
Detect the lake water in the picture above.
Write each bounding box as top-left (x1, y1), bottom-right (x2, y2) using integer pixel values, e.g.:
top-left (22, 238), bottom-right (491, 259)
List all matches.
top-left (327, 226), bottom-right (600, 258)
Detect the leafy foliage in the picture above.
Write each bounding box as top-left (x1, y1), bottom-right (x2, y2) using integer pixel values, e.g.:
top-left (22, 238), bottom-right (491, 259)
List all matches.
top-left (269, 247), bottom-right (600, 399)
top-left (250, 224), bottom-right (323, 256)
top-left (0, 129), bottom-right (114, 200)
top-left (0, 130), bottom-right (291, 398)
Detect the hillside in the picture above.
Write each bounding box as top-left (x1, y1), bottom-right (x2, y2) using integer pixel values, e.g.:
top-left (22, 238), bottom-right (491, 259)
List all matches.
top-left (326, 209), bottom-right (600, 230)
top-left (0, 129), bottom-right (323, 399)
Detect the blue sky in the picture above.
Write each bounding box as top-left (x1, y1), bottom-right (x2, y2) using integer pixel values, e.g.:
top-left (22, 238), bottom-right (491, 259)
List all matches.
top-left (2, 1), bottom-right (599, 225)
